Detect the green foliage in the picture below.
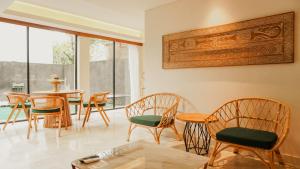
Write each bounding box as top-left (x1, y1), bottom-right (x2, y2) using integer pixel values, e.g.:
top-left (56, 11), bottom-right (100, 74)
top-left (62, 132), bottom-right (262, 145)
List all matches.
top-left (53, 36), bottom-right (75, 64)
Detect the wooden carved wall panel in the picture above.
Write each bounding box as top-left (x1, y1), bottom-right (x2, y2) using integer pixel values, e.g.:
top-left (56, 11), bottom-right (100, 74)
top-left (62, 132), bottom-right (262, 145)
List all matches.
top-left (162, 12), bottom-right (294, 69)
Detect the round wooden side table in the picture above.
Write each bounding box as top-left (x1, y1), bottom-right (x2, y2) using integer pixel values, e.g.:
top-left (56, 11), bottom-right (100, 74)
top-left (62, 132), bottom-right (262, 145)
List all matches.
top-left (176, 113), bottom-right (213, 155)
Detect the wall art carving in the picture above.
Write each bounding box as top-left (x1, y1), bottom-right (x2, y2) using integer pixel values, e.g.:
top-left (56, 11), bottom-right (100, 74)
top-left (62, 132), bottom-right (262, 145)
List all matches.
top-left (162, 12), bottom-right (294, 68)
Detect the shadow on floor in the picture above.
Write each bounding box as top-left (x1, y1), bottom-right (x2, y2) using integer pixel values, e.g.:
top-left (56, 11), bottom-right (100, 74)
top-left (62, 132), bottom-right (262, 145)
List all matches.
top-left (171, 143), bottom-right (299, 169)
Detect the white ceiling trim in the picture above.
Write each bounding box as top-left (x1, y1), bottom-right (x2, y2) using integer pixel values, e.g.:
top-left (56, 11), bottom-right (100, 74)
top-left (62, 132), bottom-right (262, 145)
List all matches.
top-left (6, 1), bottom-right (143, 39)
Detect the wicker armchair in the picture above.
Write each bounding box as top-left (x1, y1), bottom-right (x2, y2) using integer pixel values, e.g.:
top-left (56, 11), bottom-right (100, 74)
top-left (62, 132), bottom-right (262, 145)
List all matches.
top-left (125, 93), bottom-right (181, 144)
top-left (205, 98), bottom-right (291, 169)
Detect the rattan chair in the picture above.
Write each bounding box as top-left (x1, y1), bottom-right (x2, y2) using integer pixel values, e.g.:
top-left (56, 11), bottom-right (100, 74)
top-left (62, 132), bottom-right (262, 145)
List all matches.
top-left (205, 98), bottom-right (291, 169)
top-left (125, 93), bottom-right (181, 144)
top-left (27, 96), bottom-right (66, 139)
top-left (67, 90), bottom-right (84, 120)
top-left (2, 92), bottom-right (31, 130)
top-left (82, 92), bottom-right (110, 127)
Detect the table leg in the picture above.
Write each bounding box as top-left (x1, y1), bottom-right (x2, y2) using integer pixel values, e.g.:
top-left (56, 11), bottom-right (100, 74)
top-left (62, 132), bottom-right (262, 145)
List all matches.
top-left (62, 94), bottom-right (72, 127)
top-left (183, 122), bottom-right (211, 155)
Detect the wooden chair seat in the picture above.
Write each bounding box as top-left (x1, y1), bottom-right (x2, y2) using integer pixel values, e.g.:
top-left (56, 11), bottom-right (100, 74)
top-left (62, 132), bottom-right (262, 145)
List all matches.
top-left (130, 115), bottom-right (162, 127)
top-left (31, 107), bottom-right (61, 113)
top-left (10, 102), bottom-right (31, 108)
top-left (216, 127), bottom-right (278, 150)
top-left (68, 98), bottom-right (81, 103)
top-left (83, 102), bottom-right (106, 108)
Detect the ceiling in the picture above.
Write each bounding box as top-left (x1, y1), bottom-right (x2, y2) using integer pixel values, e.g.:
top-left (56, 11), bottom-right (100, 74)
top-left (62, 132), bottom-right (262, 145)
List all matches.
top-left (15, 0), bottom-right (177, 31)
top-left (85, 0), bottom-right (177, 14)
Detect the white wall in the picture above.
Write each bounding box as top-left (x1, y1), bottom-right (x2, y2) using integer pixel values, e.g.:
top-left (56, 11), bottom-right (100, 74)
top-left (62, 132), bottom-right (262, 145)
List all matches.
top-left (144, 0), bottom-right (300, 157)
top-left (78, 37), bottom-right (92, 100)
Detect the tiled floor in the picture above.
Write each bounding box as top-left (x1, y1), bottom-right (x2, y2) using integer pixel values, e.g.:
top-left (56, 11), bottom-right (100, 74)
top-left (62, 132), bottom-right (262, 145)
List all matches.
top-left (0, 109), bottom-right (298, 169)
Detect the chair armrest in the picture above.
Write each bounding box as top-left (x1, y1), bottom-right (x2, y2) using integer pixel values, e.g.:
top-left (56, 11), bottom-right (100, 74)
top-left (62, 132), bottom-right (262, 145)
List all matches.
top-left (205, 110), bottom-right (227, 139)
top-left (272, 109), bottom-right (291, 150)
top-left (125, 97), bottom-right (148, 119)
top-left (157, 102), bottom-right (178, 127)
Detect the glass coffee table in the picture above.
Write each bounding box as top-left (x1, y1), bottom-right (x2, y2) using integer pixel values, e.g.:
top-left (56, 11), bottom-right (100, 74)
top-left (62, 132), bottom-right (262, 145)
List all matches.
top-left (71, 140), bottom-right (208, 169)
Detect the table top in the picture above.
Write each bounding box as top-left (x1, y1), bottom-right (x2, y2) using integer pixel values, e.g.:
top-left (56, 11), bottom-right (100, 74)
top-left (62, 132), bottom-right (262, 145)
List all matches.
top-left (176, 113), bottom-right (215, 123)
top-left (71, 140), bottom-right (208, 169)
top-left (32, 90), bottom-right (78, 95)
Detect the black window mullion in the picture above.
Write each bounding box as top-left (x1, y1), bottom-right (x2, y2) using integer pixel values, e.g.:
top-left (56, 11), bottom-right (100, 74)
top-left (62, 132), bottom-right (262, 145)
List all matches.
top-left (75, 35), bottom-right (78, 90)
top-left (26, 26), bottom-right (30, 94)
top-left (113, 41), bottom-right (116, 109)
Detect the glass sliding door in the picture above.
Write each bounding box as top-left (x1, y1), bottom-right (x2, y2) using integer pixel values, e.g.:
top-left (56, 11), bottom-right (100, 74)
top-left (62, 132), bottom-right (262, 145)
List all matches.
top-left (0, 22), bottom-right (27, 121)
top-left (28, 28), bottom-right (76, 92)
top-left (115, 43), bottom-right (131, 107)
top-left (115, 43), bottom-right (141, 108)
top-left (89, 38), bottom-right (114, 109)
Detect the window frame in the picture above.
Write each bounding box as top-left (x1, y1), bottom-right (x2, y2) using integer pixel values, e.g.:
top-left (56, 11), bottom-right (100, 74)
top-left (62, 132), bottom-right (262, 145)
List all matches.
top-left (0, 17), bottom-right (142, 123)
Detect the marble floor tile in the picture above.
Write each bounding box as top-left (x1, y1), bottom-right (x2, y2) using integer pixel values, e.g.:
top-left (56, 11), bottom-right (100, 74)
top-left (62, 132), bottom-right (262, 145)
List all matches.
top-left (0, 109), bottom-right (298, 169)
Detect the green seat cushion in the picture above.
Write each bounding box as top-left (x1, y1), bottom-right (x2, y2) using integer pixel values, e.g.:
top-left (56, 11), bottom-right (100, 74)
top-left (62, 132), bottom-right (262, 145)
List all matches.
top-left (32, 108), bottom-right (61, 113)
top-left (10, 102), bottom-right (31, 108)
top-left (130, 115), bottom-right (162, 127)
top-left (83, 102), bottom-right (106, 107)
top-left (216, 127), bottom-right (278, 149)
top-left (68, 98), bottom-right (81, 103)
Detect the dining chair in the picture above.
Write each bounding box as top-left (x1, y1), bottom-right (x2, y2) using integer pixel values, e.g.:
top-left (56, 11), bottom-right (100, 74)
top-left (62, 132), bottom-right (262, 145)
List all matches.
top-left (2, 92), bottom-right (31, 130)
top-left (27, 96), bottom-right (66, 139)
top-left (67, 90), bottom-right (84, 120)
top-left (82, 92), bottom-right (110, 127)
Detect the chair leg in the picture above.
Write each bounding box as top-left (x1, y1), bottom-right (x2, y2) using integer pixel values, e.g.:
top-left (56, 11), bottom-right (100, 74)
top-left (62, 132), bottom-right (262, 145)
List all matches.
top-left (171, 124), bottom-right (181, 141)
top-left (98, 110), bottom-right (109, 127)
top-left (87, 108), bottom-right (92, 122)
top-left (82, 107), bottom-right (90, 127)
top-left (2, 108), bottom-right (16, 130)
top-left (127, 123), bottom-right (133, 142)
top-left (27, 114), bottom-right (33, 139)
top-left (208, 141), bottom-right (220, 166)
top-left (34, 115), bottom-right (38, 132)
top-left (58, 113), bottom-right (63, 137)
top-left (78, 103), bottom-right (83, 120)
top-left (63, 110), bottom-right (68, 130)
top-left (154, 128), bottom-right (161, 144)
top-left (24, 108), bottom-right (29, 120)
top-left (13, 109), bottom-right (21, 125)
top-left (268, 151), bottom-right (275, 169)
top-left (102, 109), bottom-right (110, 122)
top-left (275, 149), bottom-right (284, 165)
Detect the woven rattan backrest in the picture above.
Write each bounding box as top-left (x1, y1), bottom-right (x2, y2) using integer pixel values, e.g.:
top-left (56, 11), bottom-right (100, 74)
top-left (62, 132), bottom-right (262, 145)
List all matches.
top-left (142, 93), bottom-right (179, 115)
top-left (5, 92), bottom-right (29, 105)
top-left (67, 90), bottom-right (84, 98)
top-left (236, 99), bottom-right (285, 132)
top-left (92, 92), bottom-right (110, 104)
top-left (30, 96), bottom-right (64, 110)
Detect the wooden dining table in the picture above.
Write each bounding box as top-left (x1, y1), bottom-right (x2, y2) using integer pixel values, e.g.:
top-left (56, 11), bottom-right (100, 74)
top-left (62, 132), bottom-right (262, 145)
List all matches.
top-left (32, 90), bottom-right (78, 128)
